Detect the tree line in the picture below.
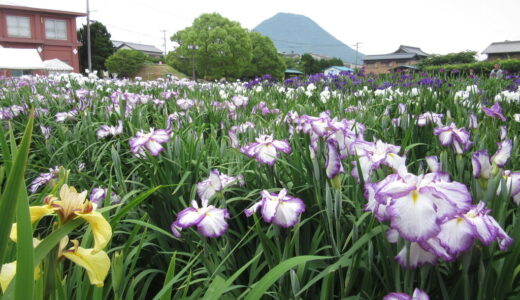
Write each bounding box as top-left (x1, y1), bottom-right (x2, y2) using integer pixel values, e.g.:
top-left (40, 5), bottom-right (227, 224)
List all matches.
top-left (77, 15), bottom-right (345, 79)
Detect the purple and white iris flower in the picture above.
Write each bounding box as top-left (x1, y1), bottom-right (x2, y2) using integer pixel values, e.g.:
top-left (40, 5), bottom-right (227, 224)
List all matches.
top-left (433, 123), bottom-right (472, 154)
top-left (416, 112), bottom-right (444, 127)
top-left (366, 169), bottom-right (513, 268)
top-left (482, 102), bottom-right (507, 121)
top-left (376, 172), bottom-right (472, 242)
top-left (196, 169), bottom-right (244, 201)
top-left (245, 189), bottom-right (305, 228)
top-left (502, 171), bottom-right (520, 205)
top-left (241, 134), bottom-right (291, 166)
top-left (472, 150), bottom-right (492, 179)
top-left (231, 95), bottom-right (249, 107)
top-left (40, 124), bottom-right (52, 140)
top-left (129, 128), bottom-right (170, 157)
top-left (29, 166), bottom-right (61, 194)
top-left (350, 139), bottom-right (406, 182)
top-left (472, 140), bottom-right (512, 179)
top-left (325, 139), bottom-right (344, 179)
top-left (468, 114), bottom-right (478, 130)
top-left (97, 121), bottom-right (123, 139)
top-left (491, 139), bottom-right (512, 167)
top-left (171, 199), bottom-right (230, 238)
top-left (499, 126), bottom-right (508, 140)
top-left (383, 288), bottom-right (429, 300)
top-left (434, 201), bottom-right (513, 254)
top-left (425, 156), bottom-right (441, 173)
top-left (228, 122), bottom-right (255, 148)
top-left (55, 110), bottom-right (78, 122)
top-left (89, 187), bottom-right (121, 206)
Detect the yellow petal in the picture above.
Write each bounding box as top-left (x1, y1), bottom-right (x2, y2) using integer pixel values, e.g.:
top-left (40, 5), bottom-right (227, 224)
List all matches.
top-left (9, 224), bottom-right (18, 243)
top-left (10, 205), bottom-right (55, 242)
top-left (0, 261), bottom-right (16, 293)
top-left (29, 205), bottom-right (55, 223)
top-left (77, 211), bottom-right (112, 253)
top-left (62, 247), bottom-right (110, 287)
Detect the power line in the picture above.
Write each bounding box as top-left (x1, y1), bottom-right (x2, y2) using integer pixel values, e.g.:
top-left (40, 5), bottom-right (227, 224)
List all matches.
top-left (269, 37), bottom-right (352, 48)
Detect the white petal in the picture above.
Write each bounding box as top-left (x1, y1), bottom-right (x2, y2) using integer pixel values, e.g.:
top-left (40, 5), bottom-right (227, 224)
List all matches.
top-left (272, 197), bottom-right (305, 228)
top-left (175, 207), bottom-right (204, 228)
top-left (256, 144), bottom-right (278, 165)
top-left (261, 192), bottom-right (279, 222)
top-left (437, 217), bottom-right (474, 255)
top-left (197, 208), bottom-right (229, 238)
top-left (388, 190), bottom-right (440, 241)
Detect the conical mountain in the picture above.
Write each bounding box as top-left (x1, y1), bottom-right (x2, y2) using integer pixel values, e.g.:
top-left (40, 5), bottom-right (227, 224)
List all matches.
top-left (253, 12), bottom-right (363, 64)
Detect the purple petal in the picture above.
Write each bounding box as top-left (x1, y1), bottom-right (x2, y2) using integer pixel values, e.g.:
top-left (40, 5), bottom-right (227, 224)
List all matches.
top-left (491, 140), bottom-right (512, 167)
top-left (325, 140), bottom-right (344, 179)
top-left (175, 207), bottom-right (204, 228)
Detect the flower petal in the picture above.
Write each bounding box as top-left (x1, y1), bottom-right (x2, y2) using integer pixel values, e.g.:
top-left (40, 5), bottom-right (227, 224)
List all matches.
top-left (437, 217), bottom-right (474, 256)
top-left (196, 207), bottom-right (230, 238)
top-left (395, 242), bottom-right (437, 269)
top-left (272, 197), bottom-right (305, 228)
top-left (261, 190), bottom-right (279, 223)
top-left (256, 144), bottom-right (278, 165)
top-left (491, 140), bottom-right (512, 167)
top-left (62, 247), bottom-right (110, 287)
top-left (0, 261), bottom-right (16, 293)
top-left (388, 190), bottom-right (440, 242)
top-left (175, 207), bottom-right (204, 228)
top-left (76, 211), bottom-right (112, 253)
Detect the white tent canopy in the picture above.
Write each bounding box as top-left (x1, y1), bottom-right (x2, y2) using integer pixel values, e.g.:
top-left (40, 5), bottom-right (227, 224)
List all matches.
top-left (43, 59), bottom-right (73, 71)
top-left (0, 48), bottom-right (45, 70)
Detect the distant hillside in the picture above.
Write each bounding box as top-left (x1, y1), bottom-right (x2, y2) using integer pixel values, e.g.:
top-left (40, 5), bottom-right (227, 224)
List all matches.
top-left (253, 13), bottom-right (363, 65)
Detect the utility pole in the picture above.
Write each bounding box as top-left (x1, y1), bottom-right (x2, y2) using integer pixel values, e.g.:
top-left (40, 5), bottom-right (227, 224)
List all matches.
top-left (353, 42), bottom-right (362, 67)
top-left (188, 45), bottom-right (198, 80)
top-left (162, 30), bottom-right (167, 56)
top-left (86, 0), bottom-right (92, 72)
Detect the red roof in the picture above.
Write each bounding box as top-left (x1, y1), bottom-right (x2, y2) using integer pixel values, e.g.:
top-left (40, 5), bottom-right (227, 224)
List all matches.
top-left (0, 4), bottom-right (86, 17)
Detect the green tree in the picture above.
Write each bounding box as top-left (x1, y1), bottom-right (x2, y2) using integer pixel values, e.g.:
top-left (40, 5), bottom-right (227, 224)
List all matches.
top-left (77, 21), bottom-right (115, 73)
top-left (301, 54), bottom-right (343, 74)
top-left (417, 50), bottom-right (477, 67)
top-left (105, 49), bottom-right (148, 78)
top-left (170, 13), bottom-right (252, 80)
top-left (243, 32), bottom-right (286, 80)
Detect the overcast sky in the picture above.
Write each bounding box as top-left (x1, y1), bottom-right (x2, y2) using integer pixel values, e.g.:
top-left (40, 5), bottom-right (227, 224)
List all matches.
top-left (3, 0), bottom-right (520, 58)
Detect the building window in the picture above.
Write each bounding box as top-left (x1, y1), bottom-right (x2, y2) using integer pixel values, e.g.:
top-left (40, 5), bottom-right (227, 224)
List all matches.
top-left (45, 19), bottom-right (67, 40)
top-left (6, 16), bottom-right (31, 38)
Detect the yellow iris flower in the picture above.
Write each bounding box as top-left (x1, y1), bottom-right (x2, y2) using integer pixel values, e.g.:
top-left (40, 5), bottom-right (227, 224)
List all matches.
top-left (5, 184), bottom-right (113, 288)
top-left (10, 184), bottom-right (112, 253)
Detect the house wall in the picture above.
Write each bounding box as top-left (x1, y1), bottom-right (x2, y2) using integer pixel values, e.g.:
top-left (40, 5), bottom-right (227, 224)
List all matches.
top-left (364, 59), bottom-right (420, 74)
top-left (0, 6), bottom-right (83, 72)
top-left (487, 53), bottom-right (520, 61)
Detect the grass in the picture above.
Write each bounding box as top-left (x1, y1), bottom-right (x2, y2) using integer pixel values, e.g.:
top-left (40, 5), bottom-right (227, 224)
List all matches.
top-left (137, 63), bottom-right (187, 80)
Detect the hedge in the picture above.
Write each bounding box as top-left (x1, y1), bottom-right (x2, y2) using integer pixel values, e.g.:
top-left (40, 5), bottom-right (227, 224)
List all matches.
top-left (422, 59), bottom-right (520, 75)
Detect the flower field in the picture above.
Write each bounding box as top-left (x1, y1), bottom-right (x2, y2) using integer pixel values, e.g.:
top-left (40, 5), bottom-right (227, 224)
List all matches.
top-left (0, 70), bottom-right (519, 299)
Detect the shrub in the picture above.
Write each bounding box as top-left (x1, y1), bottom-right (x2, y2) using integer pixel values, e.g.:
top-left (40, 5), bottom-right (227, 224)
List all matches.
top-left (105, 49), bottom-right (149, 78)
top-left (422, 59), bottom-right (520, 76)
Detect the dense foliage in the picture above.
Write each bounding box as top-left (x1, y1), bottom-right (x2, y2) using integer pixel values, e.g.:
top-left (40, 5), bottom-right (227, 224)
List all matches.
top-left (168, 14), bottom-right (287, 81)
top-left (423, 58), bottom-right (520, 75)
top-left (169, 13), bottom-right (252, 80)
top-left (242, 32), bottom-right (286, 80)
top-left (77, 21), bottom-right (115, 74)
top-left (300, 53), bottom-right (343, 74)
top-left (105, 49), bottom-right (149, 78)
top-left (417, 51), bottom-right (477, 67)
top-left (0, 70), bottom-right (519, 299)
